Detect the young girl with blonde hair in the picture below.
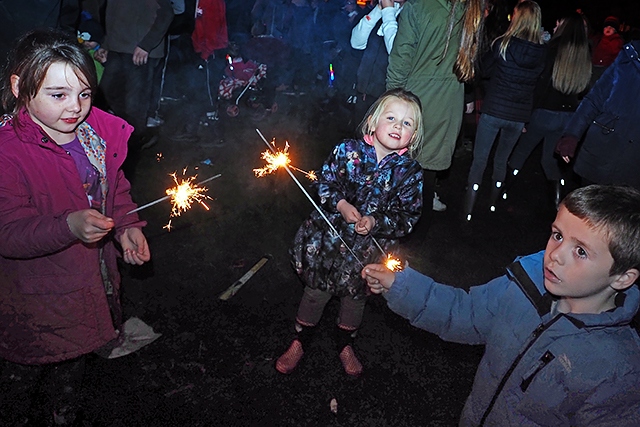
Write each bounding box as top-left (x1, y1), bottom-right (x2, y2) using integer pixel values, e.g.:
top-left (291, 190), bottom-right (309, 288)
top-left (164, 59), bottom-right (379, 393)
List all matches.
top-left (276, 88), bottom-right (424, 376)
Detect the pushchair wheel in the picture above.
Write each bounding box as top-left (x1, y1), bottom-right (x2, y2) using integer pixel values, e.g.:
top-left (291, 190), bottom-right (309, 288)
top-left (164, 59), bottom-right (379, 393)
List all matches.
top-left (226, 105), bottom-right (239, 117)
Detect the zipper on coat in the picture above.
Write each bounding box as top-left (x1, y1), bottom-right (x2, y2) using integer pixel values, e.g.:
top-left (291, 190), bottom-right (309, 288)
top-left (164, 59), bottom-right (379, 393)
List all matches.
top-left (479, 315), bottom-right (562, 426)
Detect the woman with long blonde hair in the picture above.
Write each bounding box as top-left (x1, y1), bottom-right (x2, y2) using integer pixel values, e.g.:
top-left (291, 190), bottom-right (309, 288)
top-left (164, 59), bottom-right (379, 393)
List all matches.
top-left (462, 0), bottom-right (546, 221)
top-left (507, 11), bottom-right (592, 209)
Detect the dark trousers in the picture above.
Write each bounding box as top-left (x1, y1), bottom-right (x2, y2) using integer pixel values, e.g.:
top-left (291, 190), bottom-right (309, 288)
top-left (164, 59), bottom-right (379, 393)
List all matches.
top-left (0, 356), bottom-right (86, 426)
top-left (100, 52), bottom-right (160, 134)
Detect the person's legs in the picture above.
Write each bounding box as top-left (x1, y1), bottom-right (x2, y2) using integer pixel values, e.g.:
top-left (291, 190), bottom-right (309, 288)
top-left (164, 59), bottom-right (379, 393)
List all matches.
top-left (0, 356), bottom-right (85, 426)
top-left (491, 118), bottom-right (525, 184)
top-left (467, 113), bottom-right (501, 186)
top-left (464, 113), bottom-right (501, 220)
top-left (508, 109), bottom-right (545, 172)
top-left (336, 295), bottom-right (366, 376)
top-left (276, 286), bottom-right (332, 374)
top-left (0, 359), bottom-right (42, 425)
top-left (540, 110), bottom-right (572, 181)
top-left (99, 52), bottom-right (127, 117)
top-left (125, 57), bottom-right (160, 134)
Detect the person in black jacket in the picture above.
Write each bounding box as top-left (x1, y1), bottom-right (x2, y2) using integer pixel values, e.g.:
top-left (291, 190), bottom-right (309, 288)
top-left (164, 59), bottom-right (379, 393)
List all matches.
top-left (506, 11), bottom-right (591, 210)
top-left (463, 0), bottom-right (546, 221)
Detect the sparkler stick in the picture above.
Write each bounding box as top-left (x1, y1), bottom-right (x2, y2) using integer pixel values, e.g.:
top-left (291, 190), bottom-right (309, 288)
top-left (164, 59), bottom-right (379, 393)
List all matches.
top-left (126, 173), bottom-right (222, 215)
top-left (255, 129), bottom-right (364, 267)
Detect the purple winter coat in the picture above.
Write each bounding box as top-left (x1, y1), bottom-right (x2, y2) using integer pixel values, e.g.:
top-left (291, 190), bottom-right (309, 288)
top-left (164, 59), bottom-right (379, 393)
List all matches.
top-left (0, 107), bottom-right (145, 364)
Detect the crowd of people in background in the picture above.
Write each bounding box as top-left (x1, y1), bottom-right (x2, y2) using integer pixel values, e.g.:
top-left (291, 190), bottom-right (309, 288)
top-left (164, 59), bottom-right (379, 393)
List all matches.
top-left (1, 0), bottom-right (639, 207)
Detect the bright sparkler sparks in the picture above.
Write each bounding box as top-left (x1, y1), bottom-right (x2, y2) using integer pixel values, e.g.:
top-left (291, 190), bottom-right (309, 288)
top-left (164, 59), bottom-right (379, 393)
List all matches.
top-left (166, 170), bottom-right (212, 217)
top-left (253, 141), bottom-right (290, 177)
top-left (385, 254), bottom-right (403, 272)
top-left (253, 140), bottom-right (317, 180)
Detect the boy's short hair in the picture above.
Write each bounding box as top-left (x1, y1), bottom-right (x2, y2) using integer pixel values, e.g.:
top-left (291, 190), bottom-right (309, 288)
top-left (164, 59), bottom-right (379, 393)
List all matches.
top-left (561, 185), bottom-right (640, 276)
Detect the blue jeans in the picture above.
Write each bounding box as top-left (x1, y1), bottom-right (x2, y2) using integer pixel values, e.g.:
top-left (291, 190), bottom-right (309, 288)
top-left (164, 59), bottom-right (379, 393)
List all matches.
top-left (467, 113), bottom-right (524, 185)
top-left (509, 108), bottom-right (573, 181)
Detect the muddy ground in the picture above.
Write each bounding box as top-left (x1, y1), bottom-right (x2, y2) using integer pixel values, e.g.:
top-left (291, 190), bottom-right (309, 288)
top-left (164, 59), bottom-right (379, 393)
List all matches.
top-left (77, 89), bottom-right (558, 427)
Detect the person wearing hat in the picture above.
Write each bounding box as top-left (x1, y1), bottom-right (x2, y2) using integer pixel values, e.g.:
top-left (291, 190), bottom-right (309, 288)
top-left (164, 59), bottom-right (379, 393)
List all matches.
top-left (591, 15), bottom-right (624, 84)
top-left (78, 18), bottom-right (106, 83)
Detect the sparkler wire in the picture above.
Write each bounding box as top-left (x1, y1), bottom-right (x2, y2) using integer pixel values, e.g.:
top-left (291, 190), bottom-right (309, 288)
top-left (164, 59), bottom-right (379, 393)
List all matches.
top-left (126, 173), bottom-right (222, 215)
top-left (255, 129), bottom-right (364, 267)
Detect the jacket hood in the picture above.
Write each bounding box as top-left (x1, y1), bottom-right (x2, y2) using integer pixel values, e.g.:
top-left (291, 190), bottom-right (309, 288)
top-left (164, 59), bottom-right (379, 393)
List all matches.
top-left (517, 251), bottom-right (640, 328)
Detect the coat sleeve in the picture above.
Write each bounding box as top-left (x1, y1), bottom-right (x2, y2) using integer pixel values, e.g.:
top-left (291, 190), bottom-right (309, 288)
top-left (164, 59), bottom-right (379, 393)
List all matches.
top-left (370, 163), bottom-right (422, 238)
top-left (351, 6), bottom-right (381, 50)
top-left (111, 169), bottom-right (146, 234)
top-left (384, 267), bottom-right (508, 345)
top-left (386, 1), bottom-right (417, 89)
top-left (561, 60), bottom-right (615, 138)
top-left (380, 6), bottom-right (399, 54)
top-left (138, 0), bottom-right (174, 53)
top-left (0, 159), bottom-right (76, 259)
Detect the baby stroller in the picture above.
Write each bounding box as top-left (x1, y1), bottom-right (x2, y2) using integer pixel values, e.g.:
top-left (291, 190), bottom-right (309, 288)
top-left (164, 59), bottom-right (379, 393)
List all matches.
top-left (218, 55), bottom-right (276, 119)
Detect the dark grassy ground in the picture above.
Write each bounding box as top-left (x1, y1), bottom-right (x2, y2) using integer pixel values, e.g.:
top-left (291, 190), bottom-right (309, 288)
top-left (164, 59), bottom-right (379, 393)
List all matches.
top-left (77, 90), bottom-right (558, 427)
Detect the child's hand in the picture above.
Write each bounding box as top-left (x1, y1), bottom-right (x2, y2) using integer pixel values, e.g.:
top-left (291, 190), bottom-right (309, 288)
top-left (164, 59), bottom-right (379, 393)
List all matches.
top-left (355, 215), bottom-right (375, 235)
top-left (119, 228), bottom-right (151, 265)
top-left (337, 199), bottom-right (362, 224)
top-left (362, 264), bottom-right (395, 294)
top-left (67, 209), bottom-right (114, 243)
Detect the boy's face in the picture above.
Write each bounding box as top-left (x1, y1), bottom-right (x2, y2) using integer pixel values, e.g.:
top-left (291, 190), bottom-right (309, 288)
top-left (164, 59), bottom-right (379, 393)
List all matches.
top-left (16, 61), bottom-right (92, 145)
top-left (543, 206), bottom-right (620, 313)
top-left (603, 26), bottom-right (616, 37)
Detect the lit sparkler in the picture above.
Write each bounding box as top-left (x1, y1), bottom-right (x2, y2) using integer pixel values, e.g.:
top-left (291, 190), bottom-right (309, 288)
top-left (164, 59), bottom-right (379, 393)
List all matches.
top-left (384, 254), bottom-right (403, 272)
top-left (126, 172), bottom-right (221, 216)
top-left (255, 129), bottom-right (363, 267)
top-left (371, 235), bottom-right (404, 272)
top-left (253, 140), bottom-right (317, 180)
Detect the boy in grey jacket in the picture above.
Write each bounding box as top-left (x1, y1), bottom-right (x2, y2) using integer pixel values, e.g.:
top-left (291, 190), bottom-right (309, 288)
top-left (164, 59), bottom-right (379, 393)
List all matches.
top-left (363, 184), bottom-right (640, 426)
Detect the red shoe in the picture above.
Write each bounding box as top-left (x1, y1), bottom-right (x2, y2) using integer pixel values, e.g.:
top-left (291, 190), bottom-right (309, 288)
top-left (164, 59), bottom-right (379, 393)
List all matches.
top-left (339, 345), bottom-right (362, 376)
top-left (275, 339), bottom-right (304, 374)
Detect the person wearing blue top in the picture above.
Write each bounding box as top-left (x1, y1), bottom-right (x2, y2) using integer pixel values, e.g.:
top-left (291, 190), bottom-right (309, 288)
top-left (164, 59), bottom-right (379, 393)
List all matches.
top-left (363, 184), bottom-right (640, 426)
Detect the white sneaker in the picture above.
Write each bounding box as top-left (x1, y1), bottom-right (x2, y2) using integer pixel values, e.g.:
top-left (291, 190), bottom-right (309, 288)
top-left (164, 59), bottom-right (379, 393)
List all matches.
top-left (433, 192), bottom-right (447, 212)
top-left (146, 116), bottom-right (164, 127)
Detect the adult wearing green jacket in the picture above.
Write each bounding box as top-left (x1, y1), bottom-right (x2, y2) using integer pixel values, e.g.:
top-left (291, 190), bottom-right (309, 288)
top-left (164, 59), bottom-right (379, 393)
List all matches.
top-left (387, 0), bottom-right (483, 217)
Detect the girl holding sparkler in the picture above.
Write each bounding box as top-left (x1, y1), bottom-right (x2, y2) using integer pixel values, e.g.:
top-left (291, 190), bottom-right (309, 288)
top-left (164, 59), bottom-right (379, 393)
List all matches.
top-left (276, 88), bottom-right (424, 376)
top-left (0, 29), bottom-right (150, 425)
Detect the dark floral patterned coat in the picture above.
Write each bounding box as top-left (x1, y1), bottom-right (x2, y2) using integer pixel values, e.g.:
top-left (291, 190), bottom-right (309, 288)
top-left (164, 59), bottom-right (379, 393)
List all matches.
top-left (291, 139), bottom-right (423, 299)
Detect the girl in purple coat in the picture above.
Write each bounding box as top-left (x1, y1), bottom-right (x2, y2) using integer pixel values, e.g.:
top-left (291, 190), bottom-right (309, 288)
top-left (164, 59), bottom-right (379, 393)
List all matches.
top-left (0, 29), bottom-right (150, 425)
top-left (276, 89), bottom-right (424, 376)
